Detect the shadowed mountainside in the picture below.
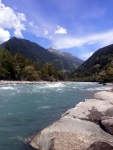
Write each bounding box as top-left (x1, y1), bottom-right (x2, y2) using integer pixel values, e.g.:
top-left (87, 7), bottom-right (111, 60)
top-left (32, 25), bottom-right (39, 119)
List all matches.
top-left (0, 37), bottom-right (83, 74)
top-left (71, 44), bottom-right (113, 83)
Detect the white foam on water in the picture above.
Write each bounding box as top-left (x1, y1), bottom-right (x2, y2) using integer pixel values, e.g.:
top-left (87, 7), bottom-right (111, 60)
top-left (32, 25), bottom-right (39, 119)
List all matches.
top-left (72, 86), bottom-right (78, 89)
top-left (56, 88), bottom-right (64, 93)
top-left (72, 85), bottom-right (86, 91)
top-left (86, 86), bottom-right (112, 91)
top-left (17, 136), bottom-right (24, 141)
top-left (73, 82), bottom-right (95, 86)
top-left (32, 83), bottom-right (65, 93)
top-left (35, 82), bottom-right (65, 89)
top-left (0, 86), bottom-right (15, 90)
top-left (32, 89), bottom-right (40, 93)
top-left (47, 82), bottom-right (65, 88)
top-left (9, 135), bottom-right (24, 141)
top-left (7, 113), bottom-right (14, 116)
top-left (38, 105), bottom-right (51, 109)
top-left (4, 99), bottom-right (8, 102)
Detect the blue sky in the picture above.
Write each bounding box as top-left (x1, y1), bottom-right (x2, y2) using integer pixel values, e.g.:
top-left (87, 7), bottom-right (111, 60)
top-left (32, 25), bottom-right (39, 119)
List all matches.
top-left (0, 0), bottom-right (113, 60)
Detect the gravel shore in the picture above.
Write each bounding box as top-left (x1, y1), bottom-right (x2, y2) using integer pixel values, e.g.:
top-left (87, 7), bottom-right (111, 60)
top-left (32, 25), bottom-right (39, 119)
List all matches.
top-left (0, 80), bottom-right (50, 84)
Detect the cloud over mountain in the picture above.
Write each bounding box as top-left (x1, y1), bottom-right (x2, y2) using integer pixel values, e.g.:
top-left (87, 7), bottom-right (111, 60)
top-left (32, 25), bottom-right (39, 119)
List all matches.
top-left (0, 0), bottom-right (26, 43)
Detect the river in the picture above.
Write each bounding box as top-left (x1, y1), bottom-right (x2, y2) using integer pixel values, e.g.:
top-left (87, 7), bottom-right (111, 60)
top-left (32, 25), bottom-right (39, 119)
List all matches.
top-left (0, 82), bottom-right (112, 150)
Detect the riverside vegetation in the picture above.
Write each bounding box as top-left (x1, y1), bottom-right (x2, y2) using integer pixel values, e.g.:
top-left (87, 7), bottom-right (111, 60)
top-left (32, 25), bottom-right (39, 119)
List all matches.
top-left (0, 37), bottom-right (83, 75)
top-left (0, 37), bottom-right (83, 82)
top-left (0, 49), bottom-right (65, 81)
top-left (71, 44), bottom-right (113, 83)
top-left (1, 37), bottom-right (113, 83)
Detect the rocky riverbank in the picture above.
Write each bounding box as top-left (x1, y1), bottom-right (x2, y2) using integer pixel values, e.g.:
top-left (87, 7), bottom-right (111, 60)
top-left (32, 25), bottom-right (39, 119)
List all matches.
top-left (0, 80), bottom-right (50, 84)
top-left (26, 91), bottom-right (113, 150)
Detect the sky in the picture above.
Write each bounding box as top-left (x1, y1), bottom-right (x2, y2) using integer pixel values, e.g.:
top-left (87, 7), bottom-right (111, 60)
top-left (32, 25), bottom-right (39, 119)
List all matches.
top-left (0, 0), bottom-right (113, 60)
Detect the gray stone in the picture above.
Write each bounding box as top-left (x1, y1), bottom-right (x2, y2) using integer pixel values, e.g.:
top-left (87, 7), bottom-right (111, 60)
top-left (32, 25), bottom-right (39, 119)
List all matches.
top-left (29, 117), bottom-right (113, 150)
top-left (101, 116), bottom-right (113, 135)
top-left (27, 91), bottom-right (113, 150)
top-left (94, 91), bottom-right (113, 103)
top-left (87, 141), bottom-right (113, 150)
top-left (62, 91), bottom-right (113, 123)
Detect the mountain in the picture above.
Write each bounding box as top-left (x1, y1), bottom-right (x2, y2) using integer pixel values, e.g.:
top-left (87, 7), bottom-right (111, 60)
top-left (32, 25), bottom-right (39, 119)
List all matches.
top-left (48, 47), bottom-right (84, 66)
top-left (0, 37), bottom-right (83, 74)
top-left (71, 44), bottom-right (113, 83)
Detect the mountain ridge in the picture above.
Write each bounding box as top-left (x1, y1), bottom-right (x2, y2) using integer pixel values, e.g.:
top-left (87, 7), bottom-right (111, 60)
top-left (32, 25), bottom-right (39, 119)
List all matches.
top-left (0, 37), bottom-right (83, 74)
top-left (71, 44), bottom-right (113, 83)
top-left (48, 47), bottom-right (84, 65)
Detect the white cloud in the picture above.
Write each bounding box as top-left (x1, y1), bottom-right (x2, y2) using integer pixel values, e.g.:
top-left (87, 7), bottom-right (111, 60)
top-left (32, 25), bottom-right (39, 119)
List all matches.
top-left (29, 21), bottom-right (34, 27)
top-left (14, 29), bottom-right (23, 38)
top-left (0, 28), bottom-right (10, 43)
top-left (53, 36), bottom-right (84, 49)
top-left (49, 36), bottom-right (53, 39)
top-left (0, 0), bottom-right (26, 38)
top-left (82, 52), bottom-right (94, 59)
top-left (29, 21), bottom-right (38, 29)
top-left (53, 29), bottom-right (113, 49)
top-left (44, 28), bottom-right (48, 35)
top-left (55, 26), bottom-right (67, 34)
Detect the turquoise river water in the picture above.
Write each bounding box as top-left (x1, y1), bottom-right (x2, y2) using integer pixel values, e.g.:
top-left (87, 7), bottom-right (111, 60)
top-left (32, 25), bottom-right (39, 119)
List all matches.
top-left (0, 82), bottom-right (112, 150)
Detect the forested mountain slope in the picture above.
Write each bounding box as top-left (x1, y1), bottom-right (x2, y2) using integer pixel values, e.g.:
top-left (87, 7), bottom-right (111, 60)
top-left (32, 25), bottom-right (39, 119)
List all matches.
top-left (0, 37), bottom-right (83, 73)
top-left (48, 47), bottom-right (83, 67)
top-left (71, 44), bottom-right (113, 83)
top-left (0, 49), bottom-right (65, 81)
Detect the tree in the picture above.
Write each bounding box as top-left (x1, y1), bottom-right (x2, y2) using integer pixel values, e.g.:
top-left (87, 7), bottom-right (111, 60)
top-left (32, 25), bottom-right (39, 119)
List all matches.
top-left (106, 67), bottom-right (113, 82)
top-left (98, 71), bottom-right (107, 83)
top-left (0, 49), bottom-right (66, 81)
top-left (22, 66), bottom-right (41, 81)
top-left (0, 49), bottom-right (14, 80)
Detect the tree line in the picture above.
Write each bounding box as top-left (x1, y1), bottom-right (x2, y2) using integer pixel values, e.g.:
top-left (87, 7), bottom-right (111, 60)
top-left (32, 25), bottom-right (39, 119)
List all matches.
top-left (0, 48), bottom-right (65, 81)
top-left (71, 54), bottom-right (113, 83)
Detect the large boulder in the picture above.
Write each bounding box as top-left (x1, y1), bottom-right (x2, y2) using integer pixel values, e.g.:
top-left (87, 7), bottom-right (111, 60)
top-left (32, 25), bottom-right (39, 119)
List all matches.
top-left (27, 91), bottom-right (113, 150)
top-left (29, 117), bottom-right (113, 150)
top-left (94, 91), bottom-right (113, 102)
top-left (62, 91), bottom-right (113, 123)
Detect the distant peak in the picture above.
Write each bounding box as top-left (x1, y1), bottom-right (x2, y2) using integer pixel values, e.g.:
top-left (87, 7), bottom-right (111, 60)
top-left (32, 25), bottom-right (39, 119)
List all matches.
top-left (48, 47), bottom-right (61, 55)
top-left (10, 37), bottom-right (17, 40)
top-left (9, 37), bottom-right (22, 41)
top-left (48, 47), bottom-right (55, 50)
